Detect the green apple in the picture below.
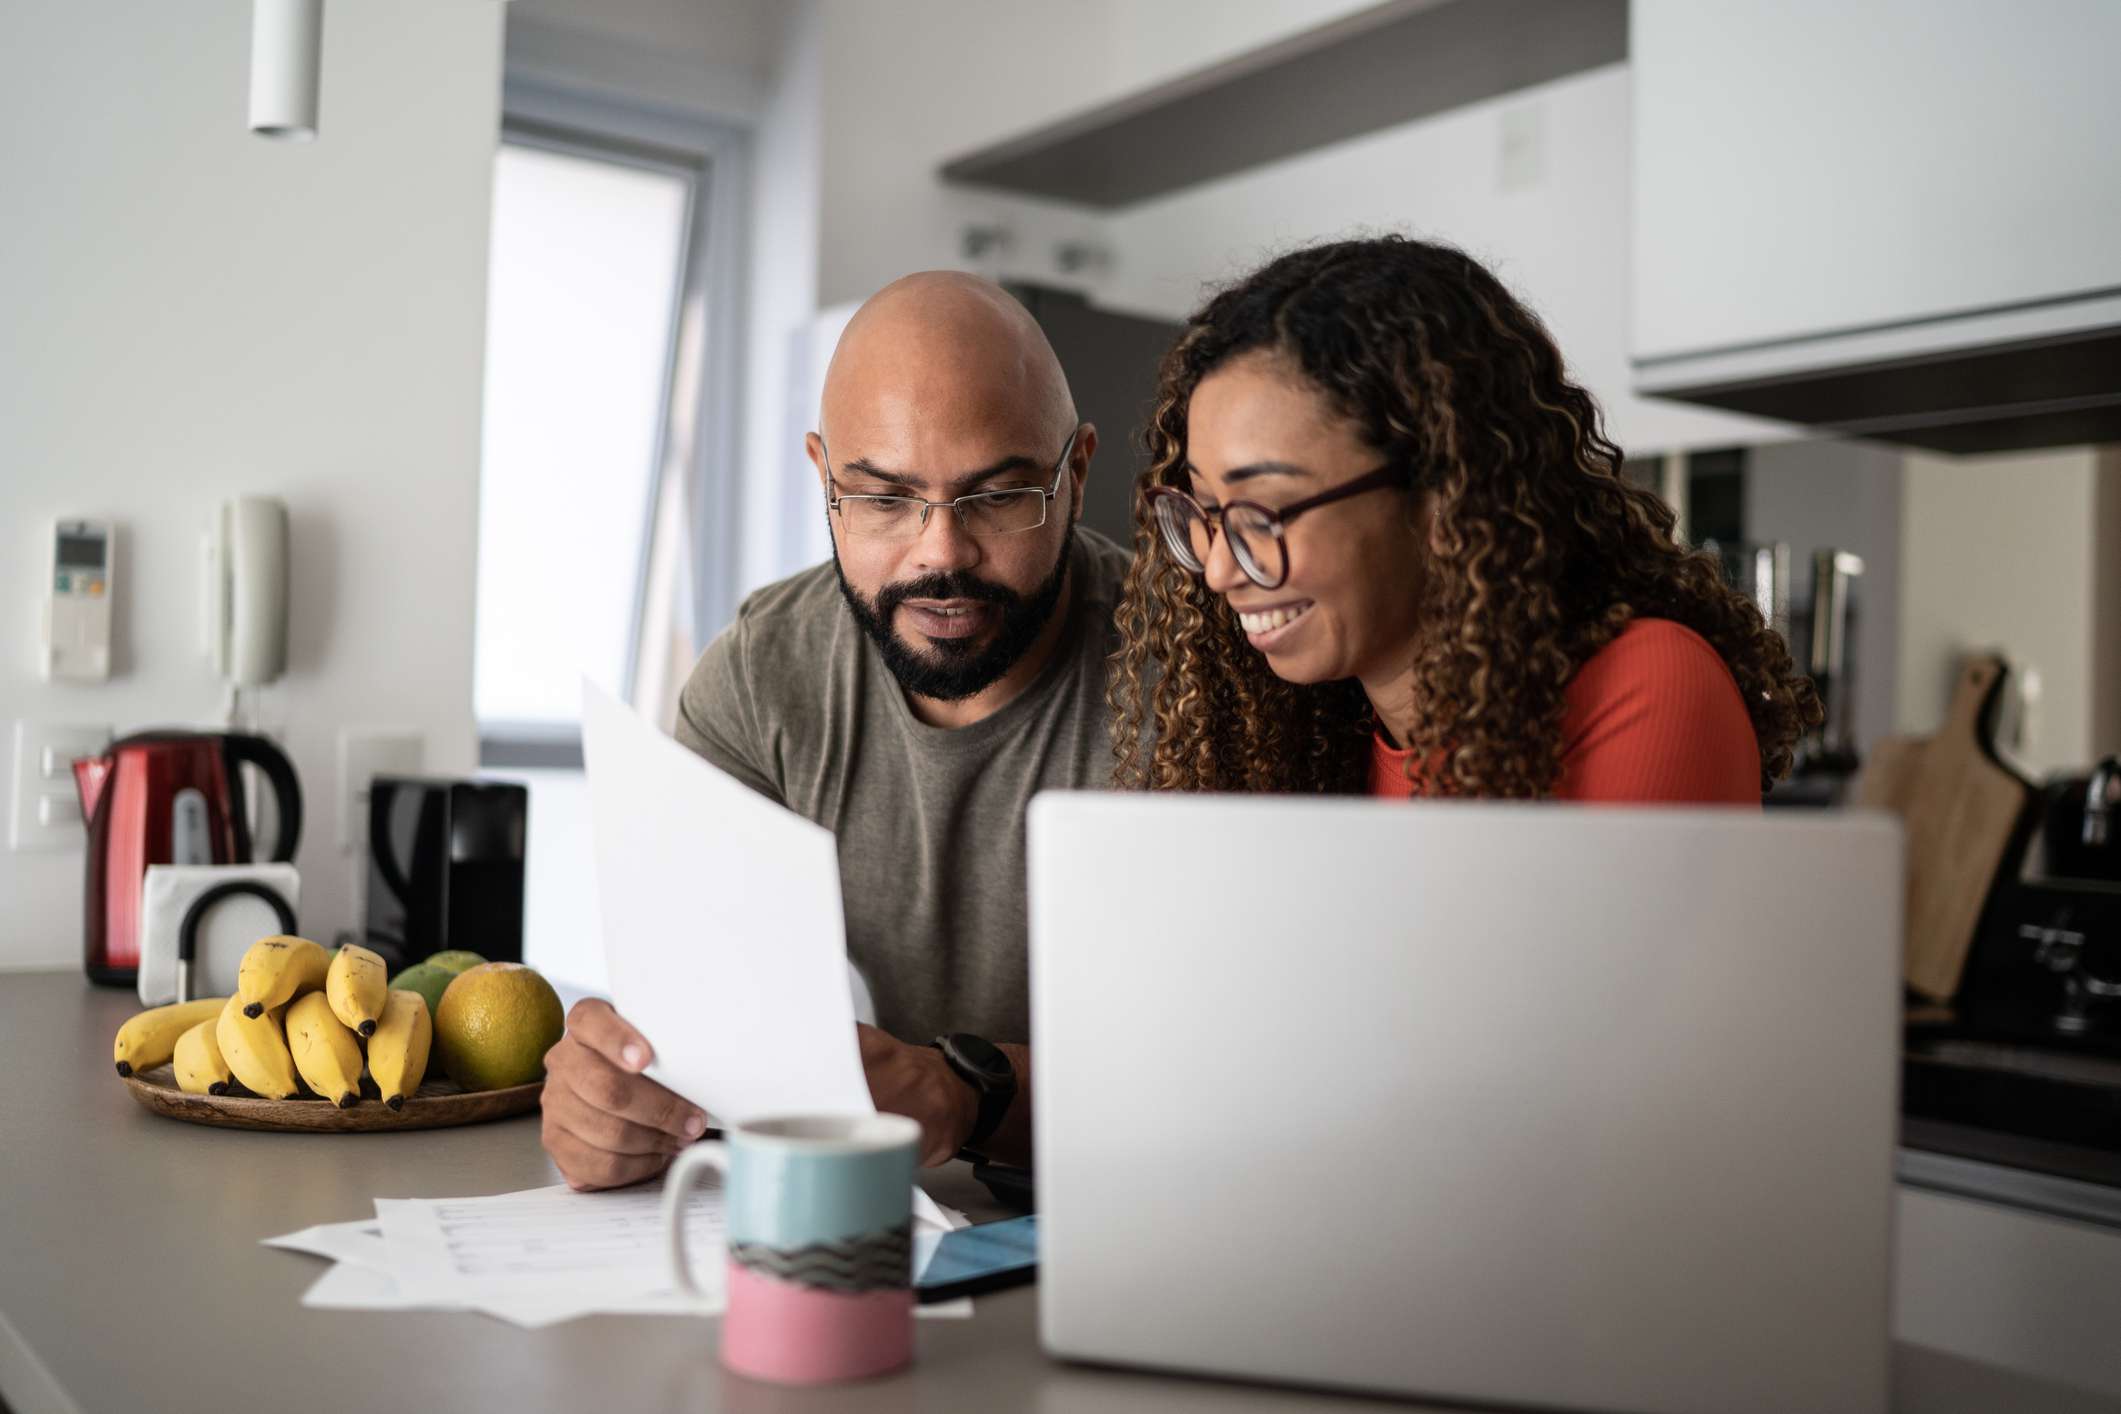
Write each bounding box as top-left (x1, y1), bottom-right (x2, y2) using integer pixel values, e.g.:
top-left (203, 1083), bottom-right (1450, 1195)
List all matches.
top-left (389, 962), bottom-right (455, 1021)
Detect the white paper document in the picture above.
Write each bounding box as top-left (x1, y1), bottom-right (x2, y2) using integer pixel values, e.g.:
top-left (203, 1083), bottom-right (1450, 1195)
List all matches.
top-left (376, 1181), bottom-right (731, 1305)
top-left (581, 679), bottom-right (875, 1124)
top-left (268, 1182), bottom-right (972, 1328)
top-left (264, 1217), bottom-right (392, 1271)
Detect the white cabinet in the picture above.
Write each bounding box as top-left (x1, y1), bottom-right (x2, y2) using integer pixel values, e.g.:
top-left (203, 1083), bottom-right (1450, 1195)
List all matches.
top-left (1629, 0), bottom-right (2121, 452)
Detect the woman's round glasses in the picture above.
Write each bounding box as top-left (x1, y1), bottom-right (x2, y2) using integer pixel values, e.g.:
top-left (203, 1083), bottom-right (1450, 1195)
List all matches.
top-left (1146, 464), bottom-right (1408, 591)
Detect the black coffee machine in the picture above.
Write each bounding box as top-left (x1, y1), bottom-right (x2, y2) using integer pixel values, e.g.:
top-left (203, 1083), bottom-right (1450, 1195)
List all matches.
top-left (364, 775), bottom-right (527, 969)
top-left (1957, 757), bottom-right (2121, 1050)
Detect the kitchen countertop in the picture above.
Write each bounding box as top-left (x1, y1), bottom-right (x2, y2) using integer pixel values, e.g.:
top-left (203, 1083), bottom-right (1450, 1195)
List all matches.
top-left (1898, 1031), bottom-right (2121, 1209)
top-left (6, 971), bottom-right (2121, 1414)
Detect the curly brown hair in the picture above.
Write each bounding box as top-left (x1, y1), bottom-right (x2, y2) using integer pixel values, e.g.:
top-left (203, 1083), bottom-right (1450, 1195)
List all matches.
top-left (1108, 235), bottom-right (1821, 798)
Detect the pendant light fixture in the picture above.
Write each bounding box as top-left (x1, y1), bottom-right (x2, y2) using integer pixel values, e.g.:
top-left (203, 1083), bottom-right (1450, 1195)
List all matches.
top-left (249, 0), bottom-right (323, 141)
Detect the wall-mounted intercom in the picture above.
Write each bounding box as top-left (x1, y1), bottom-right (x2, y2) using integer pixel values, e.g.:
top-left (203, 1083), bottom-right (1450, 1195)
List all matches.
top-left (204, 496), bottom-right (290, 688)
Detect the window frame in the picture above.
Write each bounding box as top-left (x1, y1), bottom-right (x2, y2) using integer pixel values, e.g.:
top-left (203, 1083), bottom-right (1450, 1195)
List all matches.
top-left (477, 70), bottom-right (750, 770)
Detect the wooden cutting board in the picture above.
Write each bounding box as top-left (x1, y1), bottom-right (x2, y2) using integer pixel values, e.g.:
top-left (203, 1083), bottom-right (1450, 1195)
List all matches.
top-left (1856, 654), bottom-right (2035, 1001)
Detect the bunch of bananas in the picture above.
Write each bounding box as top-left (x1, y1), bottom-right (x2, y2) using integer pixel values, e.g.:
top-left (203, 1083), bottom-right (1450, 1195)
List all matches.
top-left (112, 936), bottom-right (433, 1110)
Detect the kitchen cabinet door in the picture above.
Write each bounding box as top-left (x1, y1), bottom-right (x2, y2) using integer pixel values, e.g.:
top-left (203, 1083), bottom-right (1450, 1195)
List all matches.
top-left (1631, 0), bottom-right (2121, 366)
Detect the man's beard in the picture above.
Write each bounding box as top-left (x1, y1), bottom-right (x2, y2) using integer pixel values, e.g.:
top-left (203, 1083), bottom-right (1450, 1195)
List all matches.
top-left (833, 521), bottom-right (1076, 702)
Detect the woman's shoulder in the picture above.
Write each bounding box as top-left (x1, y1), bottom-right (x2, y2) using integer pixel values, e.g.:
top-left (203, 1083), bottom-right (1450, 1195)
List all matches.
top-left (1557, 616), bottom-right (1760, 804)
top-left (1568, 617), bottom-right (1735, 704)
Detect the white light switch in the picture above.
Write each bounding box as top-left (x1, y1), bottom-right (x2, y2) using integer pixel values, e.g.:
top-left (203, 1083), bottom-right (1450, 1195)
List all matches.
top-left (10, 721), bottom-right (113, 851)
top-left (339, 728), bottom-right (424, 852)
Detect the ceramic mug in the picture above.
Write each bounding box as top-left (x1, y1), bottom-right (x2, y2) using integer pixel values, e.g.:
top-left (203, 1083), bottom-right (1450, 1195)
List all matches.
top-left (663, 1112), bottom-right (921, 1385)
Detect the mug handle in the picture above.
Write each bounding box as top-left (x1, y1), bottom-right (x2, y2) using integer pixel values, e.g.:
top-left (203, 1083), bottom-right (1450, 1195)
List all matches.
top-left (662, 1142), bottom-right (729, 1300)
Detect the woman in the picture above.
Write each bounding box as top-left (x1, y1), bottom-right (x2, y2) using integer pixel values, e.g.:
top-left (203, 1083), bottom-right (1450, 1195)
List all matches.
top-left (1109, 236), bottom-right (1820, 801)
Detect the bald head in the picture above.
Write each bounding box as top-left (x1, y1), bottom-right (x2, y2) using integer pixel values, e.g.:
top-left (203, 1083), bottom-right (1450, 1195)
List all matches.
top-left (819, 272), bottom-right (1076, 457)
top-left (810, 271), bottom-right (1098, 721)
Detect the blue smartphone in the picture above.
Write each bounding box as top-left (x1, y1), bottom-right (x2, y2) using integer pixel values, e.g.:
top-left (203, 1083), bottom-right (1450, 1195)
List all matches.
top-left (914, 1214), bottom-right (1038, 1303)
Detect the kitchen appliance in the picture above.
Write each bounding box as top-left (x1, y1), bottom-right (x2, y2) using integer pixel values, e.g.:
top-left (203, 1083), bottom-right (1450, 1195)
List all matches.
top-left (1758, 547), bottom-right (1870, 810)
top-left (1955, 757), bottom-right (2121, 1051)
top-left (2043, 756), bottom-right (2121, 884)
top-left (1705, 537), bottom-right (1791, 640)
top-left (1798, 548), bottom-right (1866, 776)
top-left (73, 731), bottom-right (303, 986)
top-left (1961, 877), bottom-right (2121, 1050)
top-left (365, 776), bottom-right (527, 968)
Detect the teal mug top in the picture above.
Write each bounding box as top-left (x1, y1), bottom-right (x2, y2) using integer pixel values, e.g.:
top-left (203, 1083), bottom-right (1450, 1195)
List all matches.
top-left (721, 1112), bottom-right (919, 1249)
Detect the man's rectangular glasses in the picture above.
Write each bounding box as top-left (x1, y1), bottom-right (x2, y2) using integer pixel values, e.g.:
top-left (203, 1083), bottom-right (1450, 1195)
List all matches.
top-left (826, 428), bottom-right (1079, 540)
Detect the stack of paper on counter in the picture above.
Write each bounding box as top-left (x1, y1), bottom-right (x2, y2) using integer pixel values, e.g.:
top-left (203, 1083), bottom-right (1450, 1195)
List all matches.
top-left (264, 1181), bottom-right (970, 1329)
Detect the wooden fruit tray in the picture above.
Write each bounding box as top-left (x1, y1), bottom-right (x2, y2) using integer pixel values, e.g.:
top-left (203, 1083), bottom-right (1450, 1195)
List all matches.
top-left (120, 1065), bottom-right (542, 1133)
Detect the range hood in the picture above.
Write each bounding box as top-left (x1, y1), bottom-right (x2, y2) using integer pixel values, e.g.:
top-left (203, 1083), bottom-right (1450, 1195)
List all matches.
top-left (1633, 289), bottom-right (2121, 457)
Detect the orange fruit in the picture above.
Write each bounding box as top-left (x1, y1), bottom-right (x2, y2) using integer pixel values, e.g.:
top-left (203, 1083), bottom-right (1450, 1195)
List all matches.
top-left (433, 962), bottom-right (563, 1091)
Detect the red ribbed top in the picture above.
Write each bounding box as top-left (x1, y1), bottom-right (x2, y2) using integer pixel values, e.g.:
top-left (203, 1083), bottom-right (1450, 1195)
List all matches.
top-left (1369, 618), bottom-right (1762, 805)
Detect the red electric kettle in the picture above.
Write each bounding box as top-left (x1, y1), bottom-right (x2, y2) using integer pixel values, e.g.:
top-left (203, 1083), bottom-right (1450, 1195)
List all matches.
top-left (73, 731), bottom-right (303, 986)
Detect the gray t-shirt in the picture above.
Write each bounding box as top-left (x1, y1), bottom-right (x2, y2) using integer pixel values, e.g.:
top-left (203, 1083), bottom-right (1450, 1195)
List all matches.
top-left (673, 529), bottom-right (1130, 1045)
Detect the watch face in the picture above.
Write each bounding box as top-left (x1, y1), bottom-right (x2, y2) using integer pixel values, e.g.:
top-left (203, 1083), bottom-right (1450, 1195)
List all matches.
top-left (944, 1033), bottom-right (1010, 1085)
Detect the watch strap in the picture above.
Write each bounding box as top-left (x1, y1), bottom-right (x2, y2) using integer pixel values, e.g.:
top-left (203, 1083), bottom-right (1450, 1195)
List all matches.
top-left (932, 1034), bottom-right (1014, 1150)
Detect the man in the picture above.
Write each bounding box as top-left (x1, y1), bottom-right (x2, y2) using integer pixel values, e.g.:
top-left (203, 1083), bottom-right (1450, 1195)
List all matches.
top-left (541, 271), bottom-right (1132, 1189)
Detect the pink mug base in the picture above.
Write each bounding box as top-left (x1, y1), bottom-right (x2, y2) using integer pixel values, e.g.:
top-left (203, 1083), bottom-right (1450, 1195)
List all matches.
top-left (720, 1260), bottom-right (914, 1386)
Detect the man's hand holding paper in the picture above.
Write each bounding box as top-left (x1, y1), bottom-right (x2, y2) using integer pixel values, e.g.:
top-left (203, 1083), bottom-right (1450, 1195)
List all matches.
top-left (542, 999), bottom-right (710, 1191)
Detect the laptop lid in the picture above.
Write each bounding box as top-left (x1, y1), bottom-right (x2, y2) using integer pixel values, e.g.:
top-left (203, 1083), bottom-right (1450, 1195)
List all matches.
top-left (1029, 794), bottom-right (1901, 1414)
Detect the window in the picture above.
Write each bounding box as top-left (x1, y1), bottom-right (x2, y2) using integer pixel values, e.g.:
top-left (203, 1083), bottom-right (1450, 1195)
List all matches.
top-left (474, 138), bottom-right (691, 745)
top-left (472, 81), bottom-right (747, 768)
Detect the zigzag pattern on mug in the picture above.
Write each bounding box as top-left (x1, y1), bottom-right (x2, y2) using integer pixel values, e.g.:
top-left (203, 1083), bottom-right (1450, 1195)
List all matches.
top-left (730, 1222), bottom-right (913, 1292)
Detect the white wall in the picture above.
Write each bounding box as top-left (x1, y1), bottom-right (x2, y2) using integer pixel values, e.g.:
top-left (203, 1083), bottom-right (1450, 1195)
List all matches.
top-left (1105, 0), bottom-right (1399, 92)
top-left (1896, 446), bottom-right (2121, 774)
top-left (488, 766), bottom-right (603, 993)
top-left (810, 0), bottom-right (1397, 312)
top-left (2098, 448), bottom-right (2121, 757)
top-left (0, 0), bottom-right (503, 969)
top-left (809, 0), bottom-right (1113, 311)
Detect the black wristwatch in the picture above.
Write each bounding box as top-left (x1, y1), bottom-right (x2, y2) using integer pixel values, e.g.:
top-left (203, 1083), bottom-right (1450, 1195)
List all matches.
top-left (931, 1033), bottom-right (1016, 1152)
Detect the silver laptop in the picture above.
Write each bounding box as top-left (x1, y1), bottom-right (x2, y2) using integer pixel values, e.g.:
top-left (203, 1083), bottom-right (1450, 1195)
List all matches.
top-left (1028, 794), bottom-right (1902, 1414)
